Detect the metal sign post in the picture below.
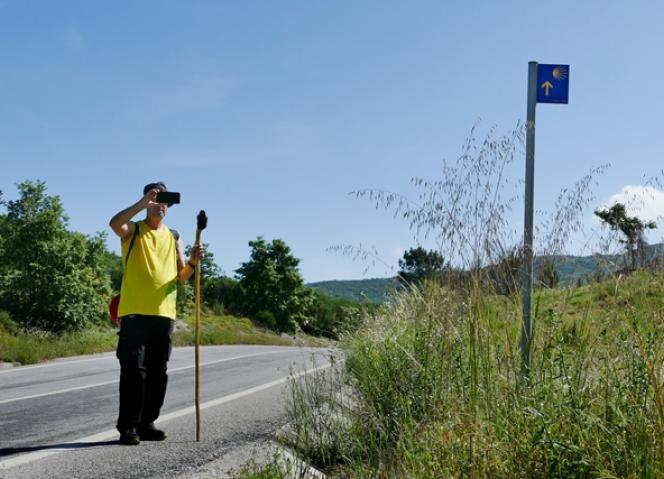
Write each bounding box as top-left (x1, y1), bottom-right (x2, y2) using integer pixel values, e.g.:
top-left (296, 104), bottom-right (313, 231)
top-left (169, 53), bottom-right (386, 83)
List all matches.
top-left (521, 61), bottom-right (569, 377)
top-left (521, 61), bottom-right (538, 376)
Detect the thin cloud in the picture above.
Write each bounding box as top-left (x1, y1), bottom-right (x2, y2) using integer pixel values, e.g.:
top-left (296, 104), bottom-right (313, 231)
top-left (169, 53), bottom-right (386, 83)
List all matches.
top-left (602, 185), bottom-right (664, 223)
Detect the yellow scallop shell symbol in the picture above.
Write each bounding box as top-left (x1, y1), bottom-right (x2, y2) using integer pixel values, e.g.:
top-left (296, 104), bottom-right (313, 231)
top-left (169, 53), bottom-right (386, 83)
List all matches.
top-left (552, 66), bottom-right (568, 81)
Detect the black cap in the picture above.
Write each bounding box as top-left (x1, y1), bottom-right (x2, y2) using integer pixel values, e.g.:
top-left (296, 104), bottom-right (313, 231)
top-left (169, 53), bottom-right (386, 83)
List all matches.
top-left (143, 182), bottom-right (167, 195)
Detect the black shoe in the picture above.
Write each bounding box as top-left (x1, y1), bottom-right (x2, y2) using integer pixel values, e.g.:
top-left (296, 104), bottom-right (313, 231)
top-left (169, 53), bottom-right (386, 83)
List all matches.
top-left (138, 424), bottom-right (167, 441)
top-left (119, 428), bottom-right (140, 446)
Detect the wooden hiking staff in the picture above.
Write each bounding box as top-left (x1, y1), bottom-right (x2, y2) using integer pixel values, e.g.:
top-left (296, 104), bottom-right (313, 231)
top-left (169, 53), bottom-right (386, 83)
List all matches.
top-left (194, 210), bottom-right (207, 442)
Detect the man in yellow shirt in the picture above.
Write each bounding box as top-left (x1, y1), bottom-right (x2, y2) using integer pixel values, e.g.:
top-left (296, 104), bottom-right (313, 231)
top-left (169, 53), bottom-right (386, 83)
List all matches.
top-left (109, 182), bottom-right (203, 446)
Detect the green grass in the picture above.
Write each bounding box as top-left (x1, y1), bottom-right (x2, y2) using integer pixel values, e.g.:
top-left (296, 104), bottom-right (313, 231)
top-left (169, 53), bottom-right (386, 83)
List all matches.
top-left (0, 311), bottom-right (329, 365)
top-left (174, 313), bottom-right (330, 348)
top-left (0, 327), bottom-right (118, 365)
top-left (274, 270), bottom-right (664, 478)
top-left (231, 459), bottom-right (289, 479)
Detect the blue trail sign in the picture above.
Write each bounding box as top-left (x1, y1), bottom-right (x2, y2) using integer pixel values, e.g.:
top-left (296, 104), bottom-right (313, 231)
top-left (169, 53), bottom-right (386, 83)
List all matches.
top-left (536, 64), bottom-right (569, 104)
top-left (521, 61), bottom-right (569, 376)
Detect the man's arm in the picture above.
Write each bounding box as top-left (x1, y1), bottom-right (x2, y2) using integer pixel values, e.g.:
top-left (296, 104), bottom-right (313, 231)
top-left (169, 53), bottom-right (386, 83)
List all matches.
top-left (177, 240), bottom-right (205, 284)
top-left (109, 190), bottom-right (157, 240)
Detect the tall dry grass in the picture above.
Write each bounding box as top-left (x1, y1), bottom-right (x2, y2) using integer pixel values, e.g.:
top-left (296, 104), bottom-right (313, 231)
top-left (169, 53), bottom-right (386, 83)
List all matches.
top-left (273, 124), bottom-right (663, 478)
top-left (284, 273), bottom-right (664, 477)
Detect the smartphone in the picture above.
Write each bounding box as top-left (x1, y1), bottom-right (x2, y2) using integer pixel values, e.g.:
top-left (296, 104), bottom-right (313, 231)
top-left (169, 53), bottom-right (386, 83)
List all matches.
top-left (156, 191), bottom-right (181, 205)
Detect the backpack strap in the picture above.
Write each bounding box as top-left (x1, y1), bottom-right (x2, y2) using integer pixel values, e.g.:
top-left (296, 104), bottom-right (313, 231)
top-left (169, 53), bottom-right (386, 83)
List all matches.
top-left (170, 228), bottom-right (180, 254)
top-left (170, 229), bottom-right (181, 271)
top-left (124, 222), bottom-right (140, 267)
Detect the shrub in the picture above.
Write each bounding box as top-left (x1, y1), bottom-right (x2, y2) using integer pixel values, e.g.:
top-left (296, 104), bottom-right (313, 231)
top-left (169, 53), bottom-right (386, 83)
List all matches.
top-left (305, 292), bottom-right (365, 339)
top-left (203, 276), bottom-right (241, 315)
top-left (0, 310), bottom-right (18, 335)
top-left (255, 310), bottom-right (277, 330)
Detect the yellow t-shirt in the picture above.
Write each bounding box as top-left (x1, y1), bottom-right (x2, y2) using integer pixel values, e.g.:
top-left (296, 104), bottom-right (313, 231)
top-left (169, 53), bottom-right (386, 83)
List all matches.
top-left (118, 221), bottom-right (178, 319)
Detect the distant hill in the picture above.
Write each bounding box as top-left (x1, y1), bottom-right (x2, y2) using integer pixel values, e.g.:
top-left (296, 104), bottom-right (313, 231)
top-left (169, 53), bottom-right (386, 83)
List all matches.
top-left (542, 243), bottom-right (664, 285)
top-left (309, 244), bottom-right (664, 303)
top-left (534, 254), bottom-right (612, 285)
top-left (308, 277), bottom-right (401, 304)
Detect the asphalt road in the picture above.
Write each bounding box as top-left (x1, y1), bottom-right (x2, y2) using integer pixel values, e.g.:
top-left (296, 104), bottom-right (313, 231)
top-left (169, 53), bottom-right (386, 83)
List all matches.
top-left (0, 345), bottom-right (331, 479)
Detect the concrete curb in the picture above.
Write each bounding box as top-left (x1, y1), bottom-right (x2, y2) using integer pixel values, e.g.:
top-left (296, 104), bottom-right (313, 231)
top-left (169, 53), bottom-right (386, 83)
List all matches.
top-left (171, 440), bottom-right (327, 479)
top-left (274, 444), bottom-right (327, 479)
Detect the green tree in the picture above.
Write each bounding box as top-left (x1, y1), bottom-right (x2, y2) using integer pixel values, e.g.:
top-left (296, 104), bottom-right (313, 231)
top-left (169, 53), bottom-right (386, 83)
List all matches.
top-left (594, 203), bottom-right (657, 270)
top-left (176, 281), bottom-right (193, 319)
top-left (179, 242), bottom-right (221, 317)
top-left (0, 180), bottom-right (112, 332)
top-left (202, 276), bottom-right (240, 315)
top-left (306, 291), bottom-right (365, 339)
top-left (235, 237), bottom-right (313, 332)
top-left (0, 190), bottom-right (6, 267)
top-left (185, 242), bottom-right (220, 282)
top-left (99, 250), bottom-right (122, 292)
top-left (398, 247), bottom-right (446, 286)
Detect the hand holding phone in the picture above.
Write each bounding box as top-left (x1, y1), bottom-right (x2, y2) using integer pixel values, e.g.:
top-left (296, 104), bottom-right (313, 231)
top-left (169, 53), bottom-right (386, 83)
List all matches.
top-left (156, 192), bottom-right (181, 206)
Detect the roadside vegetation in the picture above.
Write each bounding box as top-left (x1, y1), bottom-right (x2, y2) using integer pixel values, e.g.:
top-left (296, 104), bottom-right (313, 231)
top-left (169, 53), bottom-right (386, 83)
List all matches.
top-left (277, 270), bottom-right (664, 478)
top-left (239, 124), bottom-right (664, 477)
top-left (0, 307), bottom-right (331, 365)
top-left (233, 460), bottom-right (288, 479)
top-left (0, 310), bottom-right (117, 365)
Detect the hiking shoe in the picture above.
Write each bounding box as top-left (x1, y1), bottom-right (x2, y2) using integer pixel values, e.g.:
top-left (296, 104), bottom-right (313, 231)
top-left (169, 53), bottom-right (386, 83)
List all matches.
top-left (138, 424), bottom-right (167, 441)
top-left (119, 428), bottom-right (140, 446)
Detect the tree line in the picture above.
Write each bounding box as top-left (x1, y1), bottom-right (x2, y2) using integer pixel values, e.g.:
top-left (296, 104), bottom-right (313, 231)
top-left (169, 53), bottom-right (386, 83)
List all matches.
top-left (0, 180), bottom-right (368, 337)
top-left (188, 237), bottom-right (367, 336)
top-left (3, 180), bottom-right (650, 337)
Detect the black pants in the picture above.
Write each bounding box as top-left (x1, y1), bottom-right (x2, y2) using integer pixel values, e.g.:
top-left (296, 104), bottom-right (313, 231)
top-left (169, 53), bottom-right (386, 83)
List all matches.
top-left (116, 315), bottom-right (174, 433)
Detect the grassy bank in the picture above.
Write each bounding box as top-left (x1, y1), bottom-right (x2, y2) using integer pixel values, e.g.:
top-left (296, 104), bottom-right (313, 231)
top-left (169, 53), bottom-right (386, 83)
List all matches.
top-left (249, 270), bottom-right (664, 478)
top-left (0, 326), bottom-right (118, 365)
top-left (172, 313), bottom-right (329, 348)
top-left (0, 312), bottom-right (328, 365)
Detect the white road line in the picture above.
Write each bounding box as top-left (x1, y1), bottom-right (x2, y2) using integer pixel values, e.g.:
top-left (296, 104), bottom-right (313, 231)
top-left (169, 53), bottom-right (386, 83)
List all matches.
top-left (0, 350), bottom-right (289, 406)
top-left (0, 346), bottom-right (298, 374)
top-left (0, 363), bottom-right (330, 471)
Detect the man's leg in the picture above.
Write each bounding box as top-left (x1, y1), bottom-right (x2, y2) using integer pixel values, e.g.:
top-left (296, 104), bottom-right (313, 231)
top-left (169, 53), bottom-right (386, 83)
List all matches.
top-left (140, 317), bottom-right (174, 439)
top-left (116, 316), bottom-right (147, 437)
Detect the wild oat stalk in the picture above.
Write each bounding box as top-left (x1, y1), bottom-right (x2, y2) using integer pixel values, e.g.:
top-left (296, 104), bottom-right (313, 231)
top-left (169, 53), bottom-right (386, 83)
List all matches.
top-left (270, 123), bottom-right (664, 479)
top-left (352, 122), bottom-right (525, 271)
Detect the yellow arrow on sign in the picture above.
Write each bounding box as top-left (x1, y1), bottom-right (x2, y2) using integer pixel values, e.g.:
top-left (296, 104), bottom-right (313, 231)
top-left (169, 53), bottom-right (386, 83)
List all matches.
top-left (541, 81), bottom-right (553, 96)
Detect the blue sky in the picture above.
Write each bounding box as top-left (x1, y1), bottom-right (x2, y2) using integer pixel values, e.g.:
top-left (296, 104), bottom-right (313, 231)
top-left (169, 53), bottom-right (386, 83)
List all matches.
top-left (1, 1), bottom-right (663, 282)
